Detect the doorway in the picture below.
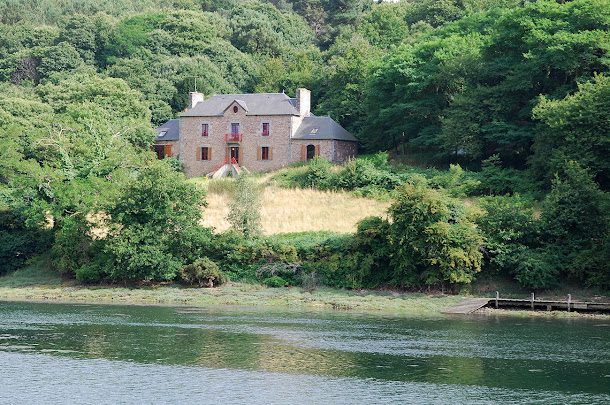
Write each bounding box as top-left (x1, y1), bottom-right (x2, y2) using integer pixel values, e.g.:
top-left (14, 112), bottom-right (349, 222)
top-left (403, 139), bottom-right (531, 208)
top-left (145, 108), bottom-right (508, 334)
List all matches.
top-left (230, 146), bottom-right (239, 164)
top-left (306, 144), bottom-right (316, 160)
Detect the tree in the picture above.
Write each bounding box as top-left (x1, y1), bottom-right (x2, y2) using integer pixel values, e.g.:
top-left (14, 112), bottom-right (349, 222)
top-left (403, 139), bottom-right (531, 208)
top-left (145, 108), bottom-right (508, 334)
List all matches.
top-left (388, 182), bottom-right (484, 288)
top-left (540, 161), bottom-right (609, 285)
top-left (101, 162), bottom-right (209, 282)
top-left (533, 74), bottom-right (610, 189)
top-left (227, 174), bottom-right (262, 238)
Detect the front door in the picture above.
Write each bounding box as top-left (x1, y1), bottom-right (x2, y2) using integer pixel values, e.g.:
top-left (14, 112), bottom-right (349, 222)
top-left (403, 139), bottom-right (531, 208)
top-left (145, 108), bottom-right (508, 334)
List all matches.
top-left (230, 146), bottom-right (239, 164)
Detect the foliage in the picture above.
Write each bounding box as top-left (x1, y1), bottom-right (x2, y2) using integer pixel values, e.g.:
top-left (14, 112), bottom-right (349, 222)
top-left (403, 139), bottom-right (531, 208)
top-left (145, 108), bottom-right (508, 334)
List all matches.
top-left (227, 174), bottom-right (262, 238)
top-left (533, 74), bottom-right (610, 189)
top-left (388, 182), bottom-right (484, 288)
top-left (0, 210), bottom-right (52, 276)
top-left (181, 257), bottom-right (226, 287)
top-left (262, 275), bottom-right (288, 288)
top-left (477, 195), bottom-right (538, 275)
top-left (539, 161), bottom-right (610, 285)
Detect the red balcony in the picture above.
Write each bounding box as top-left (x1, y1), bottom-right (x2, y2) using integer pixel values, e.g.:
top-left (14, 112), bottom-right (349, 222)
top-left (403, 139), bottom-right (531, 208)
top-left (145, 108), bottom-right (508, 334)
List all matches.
top-left (225, 133), bottom-right (242, 142)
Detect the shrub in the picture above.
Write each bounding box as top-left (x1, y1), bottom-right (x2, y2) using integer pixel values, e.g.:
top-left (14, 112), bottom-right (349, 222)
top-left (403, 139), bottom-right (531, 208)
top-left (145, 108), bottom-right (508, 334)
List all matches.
top-left (389, 182), bottom-right (484, 288)
top-left (256, 262), bottom-right (300, 285)
top-left (512, 248), bottom-right (559, 290)
top-left (51, 216), bottom-right (93, 277)
top-left (75, 262), bottom-right (106, 284)
top-left (180, 258), bottom-right (227, 287)
top-left (335, 158), bottom-right (401, 191)
top-left (0, 210), bottom-right (52, 276)
top-left (428, 164), bottom-right (480, 197)
top-left (227, 174), bottom-right (261, 238)
top-left (477, 195), bottom-right (538, 274)
top-left (302, 157), bottom-right (334, 189)
top-left (263, 275), bottom-right (287, 288)
top-left (476, 155), bottom-right (533, 195)
top-left (539, 161), bottom-right (609, 283)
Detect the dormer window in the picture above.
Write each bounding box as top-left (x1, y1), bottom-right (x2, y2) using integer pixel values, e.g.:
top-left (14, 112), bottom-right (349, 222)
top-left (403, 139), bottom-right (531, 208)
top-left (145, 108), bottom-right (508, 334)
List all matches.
top-left (262, 122), bottom-right (270, 136)
top-left (201, 123), bottom-right (209, 137)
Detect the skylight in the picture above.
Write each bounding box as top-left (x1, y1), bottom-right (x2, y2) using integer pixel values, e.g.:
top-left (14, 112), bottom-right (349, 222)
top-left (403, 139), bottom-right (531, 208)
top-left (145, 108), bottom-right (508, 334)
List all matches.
top-left (158, 131), bottom-right (167, 137)
top-left (310, 128), bottom-right (318, 134)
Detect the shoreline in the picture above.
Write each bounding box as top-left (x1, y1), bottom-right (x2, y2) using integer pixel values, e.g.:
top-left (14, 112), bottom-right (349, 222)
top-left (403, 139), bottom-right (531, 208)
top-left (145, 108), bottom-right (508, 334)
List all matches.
top-left (1, 282), bottom-right (608, 319)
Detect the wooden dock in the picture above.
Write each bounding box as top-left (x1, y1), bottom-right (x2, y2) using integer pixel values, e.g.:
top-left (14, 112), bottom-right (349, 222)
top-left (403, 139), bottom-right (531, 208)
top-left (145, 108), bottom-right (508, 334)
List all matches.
top-left (443, 293), bottom-right (610, 315)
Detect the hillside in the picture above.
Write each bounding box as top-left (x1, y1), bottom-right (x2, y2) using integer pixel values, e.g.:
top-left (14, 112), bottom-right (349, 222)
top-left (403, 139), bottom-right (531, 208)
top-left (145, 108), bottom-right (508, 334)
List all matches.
top-left (1, 0), bottom-right (609, 292)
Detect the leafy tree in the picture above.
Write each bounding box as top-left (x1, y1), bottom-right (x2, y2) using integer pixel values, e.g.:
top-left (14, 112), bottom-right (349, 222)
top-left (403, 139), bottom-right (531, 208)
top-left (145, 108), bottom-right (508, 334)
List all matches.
top-left (539, 161), bottom-right (609, 285)
top-left (388, 182), bottom-right (484, 288)
top-left (227, 174), bottom-right (262, 238)
top-left (101, 162), bottom-right (207, 282)
top-left (533, 74), bottom-right (610, 189)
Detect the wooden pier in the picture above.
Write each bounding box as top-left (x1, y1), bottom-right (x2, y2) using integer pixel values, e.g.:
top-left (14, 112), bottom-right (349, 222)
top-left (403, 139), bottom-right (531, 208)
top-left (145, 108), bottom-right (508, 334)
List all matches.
top-left (442, 293), bottom-right (610, 315)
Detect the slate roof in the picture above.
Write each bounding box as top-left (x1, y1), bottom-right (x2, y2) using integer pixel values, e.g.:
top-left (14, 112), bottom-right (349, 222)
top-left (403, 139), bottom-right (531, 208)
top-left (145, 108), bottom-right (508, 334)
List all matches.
top-left (292, 116), bottom-right (358, 142)
top-left (182, 93), bottom-right (299, 117)
top-left (155, 118), bottom-right (180, 141)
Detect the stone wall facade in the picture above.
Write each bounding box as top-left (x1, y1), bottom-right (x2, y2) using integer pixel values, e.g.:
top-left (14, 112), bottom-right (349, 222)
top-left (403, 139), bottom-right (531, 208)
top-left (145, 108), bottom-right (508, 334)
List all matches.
top-left (180, 100), bottom-right (297, 177)
top-left (179, 99), bottom-right (358, 178)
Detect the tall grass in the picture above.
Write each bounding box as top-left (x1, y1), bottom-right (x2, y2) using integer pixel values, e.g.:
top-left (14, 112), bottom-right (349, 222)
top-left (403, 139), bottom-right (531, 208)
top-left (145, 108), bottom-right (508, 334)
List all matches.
top-left (201, 181), bottom-right (389, 235)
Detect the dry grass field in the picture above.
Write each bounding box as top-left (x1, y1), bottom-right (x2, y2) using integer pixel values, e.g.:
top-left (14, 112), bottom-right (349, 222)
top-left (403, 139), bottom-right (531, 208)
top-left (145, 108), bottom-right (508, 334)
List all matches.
top-left (194, 177), bottom-right (389, 235)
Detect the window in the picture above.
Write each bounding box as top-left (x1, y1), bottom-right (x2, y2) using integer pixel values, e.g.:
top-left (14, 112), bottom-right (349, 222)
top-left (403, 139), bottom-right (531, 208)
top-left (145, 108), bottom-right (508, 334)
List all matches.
top-left (231, 123), bottom-right (240, 135)
top-left (261, 146), bottom-right (270, 160)
top-left (233, 106), bottom-right (238, 113)
top-left (158, 131), bottom-right (167, 138)
top-left (262, 122), bottom-right (270, 136)
top-left (201, 147), bottom-right (210, 161)
top-left (201, 123), bottom-right (209, 137)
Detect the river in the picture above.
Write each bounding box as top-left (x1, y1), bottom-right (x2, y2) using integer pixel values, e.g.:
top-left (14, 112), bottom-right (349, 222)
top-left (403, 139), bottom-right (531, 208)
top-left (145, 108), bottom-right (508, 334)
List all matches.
top-left (0, 301), bottom-right (608, 404)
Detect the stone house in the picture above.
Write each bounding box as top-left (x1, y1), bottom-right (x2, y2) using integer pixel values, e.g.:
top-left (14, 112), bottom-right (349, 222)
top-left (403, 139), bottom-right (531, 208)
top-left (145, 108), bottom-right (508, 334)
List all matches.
top-left (153, 88), bottom-right (358, 178)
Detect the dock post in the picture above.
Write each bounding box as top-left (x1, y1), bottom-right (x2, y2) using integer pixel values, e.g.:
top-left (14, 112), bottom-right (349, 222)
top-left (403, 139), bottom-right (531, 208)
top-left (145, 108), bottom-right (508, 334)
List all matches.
top-left (568, 294), bottom-right (571, 312)
top-left (495, 291), bottom-right (499, 309)
top-left (531, 293), bottom-right (535, 310)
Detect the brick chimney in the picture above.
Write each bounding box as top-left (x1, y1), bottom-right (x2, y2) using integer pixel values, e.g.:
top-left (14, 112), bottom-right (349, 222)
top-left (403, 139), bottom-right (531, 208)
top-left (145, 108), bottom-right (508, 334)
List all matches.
top-left (188, 92), bottom-right (204, 109)
top-left (296, 88), bottom-right (311, 117)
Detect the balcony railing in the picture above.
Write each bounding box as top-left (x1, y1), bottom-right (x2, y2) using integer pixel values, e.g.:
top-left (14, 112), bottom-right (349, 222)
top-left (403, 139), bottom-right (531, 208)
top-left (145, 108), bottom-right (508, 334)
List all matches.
top-left (225, 133), bottom-right (242, 142)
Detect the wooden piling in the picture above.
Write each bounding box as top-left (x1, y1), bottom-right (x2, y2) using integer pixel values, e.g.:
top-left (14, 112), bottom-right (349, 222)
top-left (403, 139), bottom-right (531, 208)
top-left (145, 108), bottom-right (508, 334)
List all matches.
top-left (568, 294), bottom-right (571, 312)
top-left (530, 293), bottom-right (535, 310)
top-left (495, 291), bottom-right (499, 309)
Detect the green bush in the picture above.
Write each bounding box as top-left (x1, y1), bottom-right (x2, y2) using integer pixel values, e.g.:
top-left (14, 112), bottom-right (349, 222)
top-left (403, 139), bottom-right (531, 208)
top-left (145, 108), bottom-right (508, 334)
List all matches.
top-left (263, 275), bottom-right (287, 288)
top-left (180, 257), bottom-right (227, 287)
top-left (428, 164), bottom-right (480, 198)
top-left (0, 210), bottom-right (52, 276)
top-left (227, 174), bottom-right (261, 238)
top-left (335, 158), bottom-right (401, 191)
top-left (476, 155), bottom-right (533, 196)
top-left (256, 262), bottom-right (300, 285)
top-left (539, 161), bottom-right (609, 284)
top-left (51, 216), bottom-right (93, 278)
top-left (477, 195), bottom-right (538, 274)
top-left (75, 262), bottom-right (106, 284)
top-left (302, 157), bottom-right (334, 189)
top-left (389, 182), bottom-right (484, 288)
top-left (512, 248), bottom-right (559, 290)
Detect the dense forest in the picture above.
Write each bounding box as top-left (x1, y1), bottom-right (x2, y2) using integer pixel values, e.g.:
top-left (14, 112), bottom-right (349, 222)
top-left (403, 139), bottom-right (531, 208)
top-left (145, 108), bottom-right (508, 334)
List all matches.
top-left (1, 0), bottom-right (609, 291)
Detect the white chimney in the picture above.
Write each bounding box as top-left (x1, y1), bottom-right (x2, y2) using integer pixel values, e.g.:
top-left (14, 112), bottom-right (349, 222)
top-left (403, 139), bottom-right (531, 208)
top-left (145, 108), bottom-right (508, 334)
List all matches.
top-left (188, 92), bottom-right (204, 109)
top-left (296, 88), bottom-right (311, 117)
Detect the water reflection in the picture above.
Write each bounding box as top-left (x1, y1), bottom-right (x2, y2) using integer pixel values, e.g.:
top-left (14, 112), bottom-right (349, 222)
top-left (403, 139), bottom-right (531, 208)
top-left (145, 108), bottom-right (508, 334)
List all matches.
top-left (0, 301), bottom-right (609, 403)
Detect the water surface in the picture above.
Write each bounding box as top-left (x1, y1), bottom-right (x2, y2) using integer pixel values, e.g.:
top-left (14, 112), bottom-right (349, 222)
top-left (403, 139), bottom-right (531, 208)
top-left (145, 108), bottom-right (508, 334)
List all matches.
top-left (0, 301), bottom-right (608, 404)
